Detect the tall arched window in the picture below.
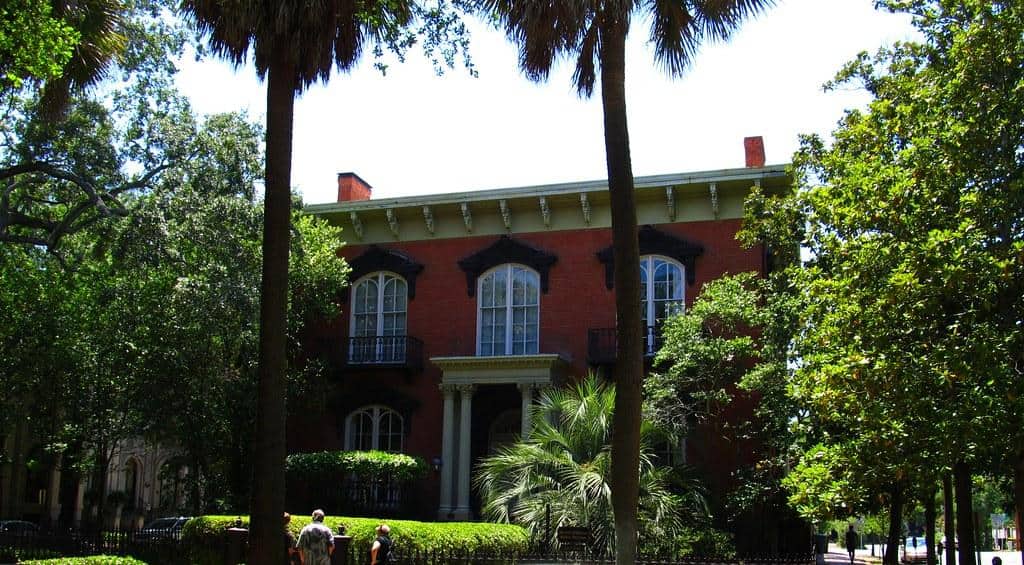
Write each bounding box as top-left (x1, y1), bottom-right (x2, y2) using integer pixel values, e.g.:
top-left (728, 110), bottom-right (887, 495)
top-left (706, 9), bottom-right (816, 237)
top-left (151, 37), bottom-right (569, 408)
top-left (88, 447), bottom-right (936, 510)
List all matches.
top-left (345, 406), bottom-right (404, 452)
top-left (350, 272), bottom-right (408, 363)
top-left (477, 265), bottom-right (539, 356)
top-left (640, 255), bottom-right (685, 355)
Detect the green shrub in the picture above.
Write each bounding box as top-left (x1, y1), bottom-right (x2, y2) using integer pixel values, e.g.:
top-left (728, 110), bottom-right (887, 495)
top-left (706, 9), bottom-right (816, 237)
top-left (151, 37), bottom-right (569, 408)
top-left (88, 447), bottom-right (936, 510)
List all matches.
top-left (181, 515), bottom-right (249, 565)
top-left (22, 557), bottom-right (148, 564)
top-left (185, 514), bottom-right (529, 564)
top-left (286, 450), bottom-right (427, 482)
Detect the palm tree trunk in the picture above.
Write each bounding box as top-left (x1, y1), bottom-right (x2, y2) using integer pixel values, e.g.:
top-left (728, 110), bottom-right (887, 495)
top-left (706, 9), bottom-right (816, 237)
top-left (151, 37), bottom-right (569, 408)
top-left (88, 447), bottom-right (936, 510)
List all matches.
top-left (954, 461), bottom-right (976, 565)
top-left (249, 55), bottom-right (295, 565)
top-left (599, 13), bottom-right (643, 565)
top-left (944, 473), bottom-right (956, 565)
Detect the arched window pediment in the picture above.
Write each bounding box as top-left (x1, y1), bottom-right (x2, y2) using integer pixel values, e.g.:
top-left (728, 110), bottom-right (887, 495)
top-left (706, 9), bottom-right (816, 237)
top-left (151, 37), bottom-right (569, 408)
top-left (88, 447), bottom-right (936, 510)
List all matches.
top-left (349, 245), bottom-right (424, 298)
top-left (596, 225), bottom-right (704, 289)
top-left (458, 236), bottom-right (557, 297)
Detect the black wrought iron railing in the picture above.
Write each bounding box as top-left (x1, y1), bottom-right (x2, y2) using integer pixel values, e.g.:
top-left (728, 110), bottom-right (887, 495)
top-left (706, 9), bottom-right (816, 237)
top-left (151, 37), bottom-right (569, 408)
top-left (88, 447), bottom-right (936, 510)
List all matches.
top-left (346, 335), bottom-right (424, 370)
top-left (587, 325), bottom-right (664, 365)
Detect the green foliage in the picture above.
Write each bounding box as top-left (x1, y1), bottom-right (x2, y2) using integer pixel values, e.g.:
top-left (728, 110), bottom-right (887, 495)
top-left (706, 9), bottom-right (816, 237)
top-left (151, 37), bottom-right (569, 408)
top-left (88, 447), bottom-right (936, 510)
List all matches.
top-left (183, 514), bottom-right (529, 564)
top-left (783, 444), bottom-right (863, 524)
top-left (646, 272), bottom-right (768, 433)
top-left (0, 0), bottom-right (78, 88)
top-left (742, 0), bottom-right (1024, 529)
top-left (286, 450), bottom-right (427, 483)
top-left (475, 375), bottom-right (710, 555)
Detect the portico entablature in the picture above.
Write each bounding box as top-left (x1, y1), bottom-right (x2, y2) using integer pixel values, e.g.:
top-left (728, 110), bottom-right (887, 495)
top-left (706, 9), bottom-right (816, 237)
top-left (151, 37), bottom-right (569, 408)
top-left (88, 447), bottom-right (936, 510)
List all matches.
top-left (431, 354), bottom-right (569, 387)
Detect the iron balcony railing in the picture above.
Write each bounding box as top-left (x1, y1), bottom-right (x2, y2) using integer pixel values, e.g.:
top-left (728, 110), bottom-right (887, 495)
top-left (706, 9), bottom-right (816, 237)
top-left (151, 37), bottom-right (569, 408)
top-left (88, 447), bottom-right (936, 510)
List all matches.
top-left (343, 335), bottom-right (424, 371)
top-left (587, 325), bottom-right (664, 365)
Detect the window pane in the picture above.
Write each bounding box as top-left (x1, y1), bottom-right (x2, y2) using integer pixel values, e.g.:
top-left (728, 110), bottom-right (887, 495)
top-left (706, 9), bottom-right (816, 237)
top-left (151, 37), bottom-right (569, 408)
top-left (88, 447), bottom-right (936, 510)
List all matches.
top-left (355, 279), bottom-right (378, 315)
top-left (481, 273), bottom-right (494, 306)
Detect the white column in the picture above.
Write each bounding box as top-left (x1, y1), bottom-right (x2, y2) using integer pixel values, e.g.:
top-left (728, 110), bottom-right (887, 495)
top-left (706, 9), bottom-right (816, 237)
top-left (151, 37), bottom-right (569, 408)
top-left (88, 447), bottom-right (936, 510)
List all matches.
top-left (438, 384), bottom-right (456, 519)
top-left (454, 384), bottom-right (475, 520)
top-left (518, 383), bottom-right (534, 440)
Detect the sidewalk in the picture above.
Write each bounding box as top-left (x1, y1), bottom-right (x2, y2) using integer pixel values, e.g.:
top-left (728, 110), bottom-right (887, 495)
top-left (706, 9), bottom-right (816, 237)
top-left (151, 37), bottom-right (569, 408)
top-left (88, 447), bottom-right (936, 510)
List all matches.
top-left (826, 544), bottom-right (1022, 565)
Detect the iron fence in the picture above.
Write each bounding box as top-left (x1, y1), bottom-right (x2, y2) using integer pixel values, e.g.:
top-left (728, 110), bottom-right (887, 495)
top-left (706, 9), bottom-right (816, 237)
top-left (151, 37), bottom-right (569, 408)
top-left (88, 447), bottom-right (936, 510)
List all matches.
top-left (0, 526), bottom-right (184, 564)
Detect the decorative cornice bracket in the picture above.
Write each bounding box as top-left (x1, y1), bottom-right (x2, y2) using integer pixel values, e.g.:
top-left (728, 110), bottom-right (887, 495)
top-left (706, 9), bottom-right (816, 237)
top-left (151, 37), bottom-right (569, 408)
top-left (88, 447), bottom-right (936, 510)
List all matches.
top-left (460, 202), bottom-right (473, 233)
top-left (579, 193), bottom-right (591, 225)
top-left (539, 196), bottom-right (551, 227)
top-left (386, 208), bottom-right (399, 238)
top-left (349, 211), bottom-right (364, 240)
top-left (666, 186), bottom-right (676, 221)
top-left (422, 206), bottom-right (435, 235)
top-left (499, 199), bottom-right (512, 231)
top-left (709, 183), bottom-right (719, 219)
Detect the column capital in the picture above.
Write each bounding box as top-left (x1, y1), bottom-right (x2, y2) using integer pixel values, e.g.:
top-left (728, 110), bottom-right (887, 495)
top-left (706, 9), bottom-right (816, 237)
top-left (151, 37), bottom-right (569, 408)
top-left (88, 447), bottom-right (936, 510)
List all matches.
top-left (456, 384), bottom-right (476, 395)
top-left (439, 383), bottom-right (458, 395)
top-left (517, 382), bottom-right (538, 393)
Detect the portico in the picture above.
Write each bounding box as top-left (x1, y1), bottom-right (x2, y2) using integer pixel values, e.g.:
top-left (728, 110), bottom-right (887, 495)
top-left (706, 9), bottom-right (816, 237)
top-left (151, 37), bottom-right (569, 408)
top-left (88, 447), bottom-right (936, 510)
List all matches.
top-left (431, 354), bottom-right (568, 521)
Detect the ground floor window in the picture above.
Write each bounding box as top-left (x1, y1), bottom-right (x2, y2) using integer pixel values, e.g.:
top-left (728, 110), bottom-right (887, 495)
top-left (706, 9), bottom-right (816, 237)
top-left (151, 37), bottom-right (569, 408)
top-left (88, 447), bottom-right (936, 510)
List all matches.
top-left (345, 405), bottom-right (404, 452)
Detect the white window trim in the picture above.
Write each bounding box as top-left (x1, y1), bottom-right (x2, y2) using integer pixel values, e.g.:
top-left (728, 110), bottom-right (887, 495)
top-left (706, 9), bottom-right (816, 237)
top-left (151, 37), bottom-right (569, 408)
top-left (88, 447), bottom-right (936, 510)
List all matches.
top-left (344, 405), bottom-right (405, 452)
top-left (475, 264), bottom-right (541, 356)
top-left (641, 255), bottom-right (686, 355)
top-left (349, 271), bottom-right (408, 339)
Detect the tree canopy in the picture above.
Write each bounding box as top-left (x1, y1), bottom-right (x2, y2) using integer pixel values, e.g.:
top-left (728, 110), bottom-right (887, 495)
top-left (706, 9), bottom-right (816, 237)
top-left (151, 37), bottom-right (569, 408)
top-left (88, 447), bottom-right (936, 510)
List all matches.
top-left (741, 0), bottom-right (1024, 560)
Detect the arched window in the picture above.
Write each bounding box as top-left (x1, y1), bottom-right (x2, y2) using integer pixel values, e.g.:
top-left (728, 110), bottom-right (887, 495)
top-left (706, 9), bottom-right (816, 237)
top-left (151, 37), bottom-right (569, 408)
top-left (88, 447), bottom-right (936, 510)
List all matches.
top-left (124, 458), bottom-right (140, 507)
top-left (477, 265), bottom-right (539, 356)
top-left (640, 255), bottom-right (685, 355)
top-left (350, 272), bottom-right (408, 363)
top-left (345, 406), bottom-right (404, 453)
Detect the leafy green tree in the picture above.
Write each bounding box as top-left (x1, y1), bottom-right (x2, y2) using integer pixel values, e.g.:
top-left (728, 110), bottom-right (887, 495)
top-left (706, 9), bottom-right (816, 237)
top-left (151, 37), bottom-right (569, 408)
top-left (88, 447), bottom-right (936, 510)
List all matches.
top-left (742, 2), bottom-right (1024, 564)
top-left (476, 3), bottom-right (772, 560)
top-left (0, 0), bottom-right (78, 89)
top-left (646, 273), bottom-right (768, 435)
top-left (476, 374), bottom-right (708, 556)
top-left (0, 0), bottom-right (189, 252)
top-left (179, 2), bottom-right (470, 559)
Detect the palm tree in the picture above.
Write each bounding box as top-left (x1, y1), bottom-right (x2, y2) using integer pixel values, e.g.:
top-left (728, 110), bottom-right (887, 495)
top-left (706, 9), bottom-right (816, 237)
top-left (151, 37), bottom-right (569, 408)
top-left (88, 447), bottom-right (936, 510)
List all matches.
top-left (179, 2), bottom-right (413, 563)
top-left (39, 0), bottom-right (127, 117)
top-left (475, 374), bottom-right (707, 556)
top-left (477, 1), bottom-right (772, 561)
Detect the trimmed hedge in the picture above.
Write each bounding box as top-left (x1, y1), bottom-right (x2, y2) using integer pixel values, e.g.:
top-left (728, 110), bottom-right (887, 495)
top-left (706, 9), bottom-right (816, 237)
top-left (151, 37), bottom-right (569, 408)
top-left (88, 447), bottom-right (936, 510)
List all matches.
top-left (22, 557), bottom-right (148, 564)
top-left (185, 515), bottom-right (530, 564)
top-left (285, 450), bottom-right (427, 482)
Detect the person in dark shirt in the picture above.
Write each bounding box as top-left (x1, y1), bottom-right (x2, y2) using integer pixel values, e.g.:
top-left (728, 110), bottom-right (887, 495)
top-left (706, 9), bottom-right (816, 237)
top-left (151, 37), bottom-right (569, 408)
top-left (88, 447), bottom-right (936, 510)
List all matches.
top-left (371, 523), bottom-right (394, 565)
top-left (284, 512), bottom-right (299, 564)
top-left (845, 525), bottom-right (858, 565)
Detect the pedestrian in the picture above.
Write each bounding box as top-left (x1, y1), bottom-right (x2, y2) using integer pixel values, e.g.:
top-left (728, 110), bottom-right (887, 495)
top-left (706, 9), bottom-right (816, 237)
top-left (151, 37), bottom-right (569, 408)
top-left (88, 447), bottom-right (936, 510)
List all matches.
top-left (297, 509), bottom-right (334, 565)
top-left (370, 523), bottom-right (394, 565)
top-left (284, 512), bottom-right (300, 565)
top-left (845, 525), bottom-right (858, 565)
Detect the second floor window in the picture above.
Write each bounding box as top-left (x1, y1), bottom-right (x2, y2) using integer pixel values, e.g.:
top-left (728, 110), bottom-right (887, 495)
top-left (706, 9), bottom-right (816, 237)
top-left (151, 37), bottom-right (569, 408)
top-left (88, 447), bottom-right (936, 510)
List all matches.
top-left (478, 264), bottom-right (539, 356)
top-left (641, 255), bottom-right (684, 354)
top-left (351, 272), bottom-right (407, 362)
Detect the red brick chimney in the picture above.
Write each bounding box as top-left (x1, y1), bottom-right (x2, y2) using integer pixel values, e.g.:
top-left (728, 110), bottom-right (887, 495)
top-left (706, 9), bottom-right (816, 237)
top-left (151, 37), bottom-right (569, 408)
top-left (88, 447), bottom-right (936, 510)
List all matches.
top-left (337, 172), bottom-right (372, 202)
top-left (744, 136), bottom-right (765, 168)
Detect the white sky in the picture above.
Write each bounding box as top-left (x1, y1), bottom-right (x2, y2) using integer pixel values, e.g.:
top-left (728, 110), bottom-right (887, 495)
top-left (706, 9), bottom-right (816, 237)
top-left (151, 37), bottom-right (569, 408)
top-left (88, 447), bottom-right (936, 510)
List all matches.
top-left (175, 0), bottom-right (918, 205)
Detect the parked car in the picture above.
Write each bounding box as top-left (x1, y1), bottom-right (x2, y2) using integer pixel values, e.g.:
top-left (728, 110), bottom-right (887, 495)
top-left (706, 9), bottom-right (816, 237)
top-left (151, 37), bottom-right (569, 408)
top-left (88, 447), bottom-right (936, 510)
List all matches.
top-left (0, 520), bottom-right (38, 535)
top-left (136, 517), bottom-right (190, 540)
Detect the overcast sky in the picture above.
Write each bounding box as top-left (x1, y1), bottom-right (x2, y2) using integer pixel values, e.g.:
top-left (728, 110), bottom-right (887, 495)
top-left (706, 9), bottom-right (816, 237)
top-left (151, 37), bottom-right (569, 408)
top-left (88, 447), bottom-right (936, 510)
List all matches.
top-left (175, 0), bottom-right (918, 205)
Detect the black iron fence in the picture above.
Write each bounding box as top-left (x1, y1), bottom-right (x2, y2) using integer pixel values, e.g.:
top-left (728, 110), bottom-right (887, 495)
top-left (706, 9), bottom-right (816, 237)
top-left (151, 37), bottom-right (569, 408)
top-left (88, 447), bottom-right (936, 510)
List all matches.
top-left (1, 525), bottom-right (812, 565)
top-left (0, 526), bottom-right (183, 564)
top-left (587, 325), bottom-right (665, 364)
